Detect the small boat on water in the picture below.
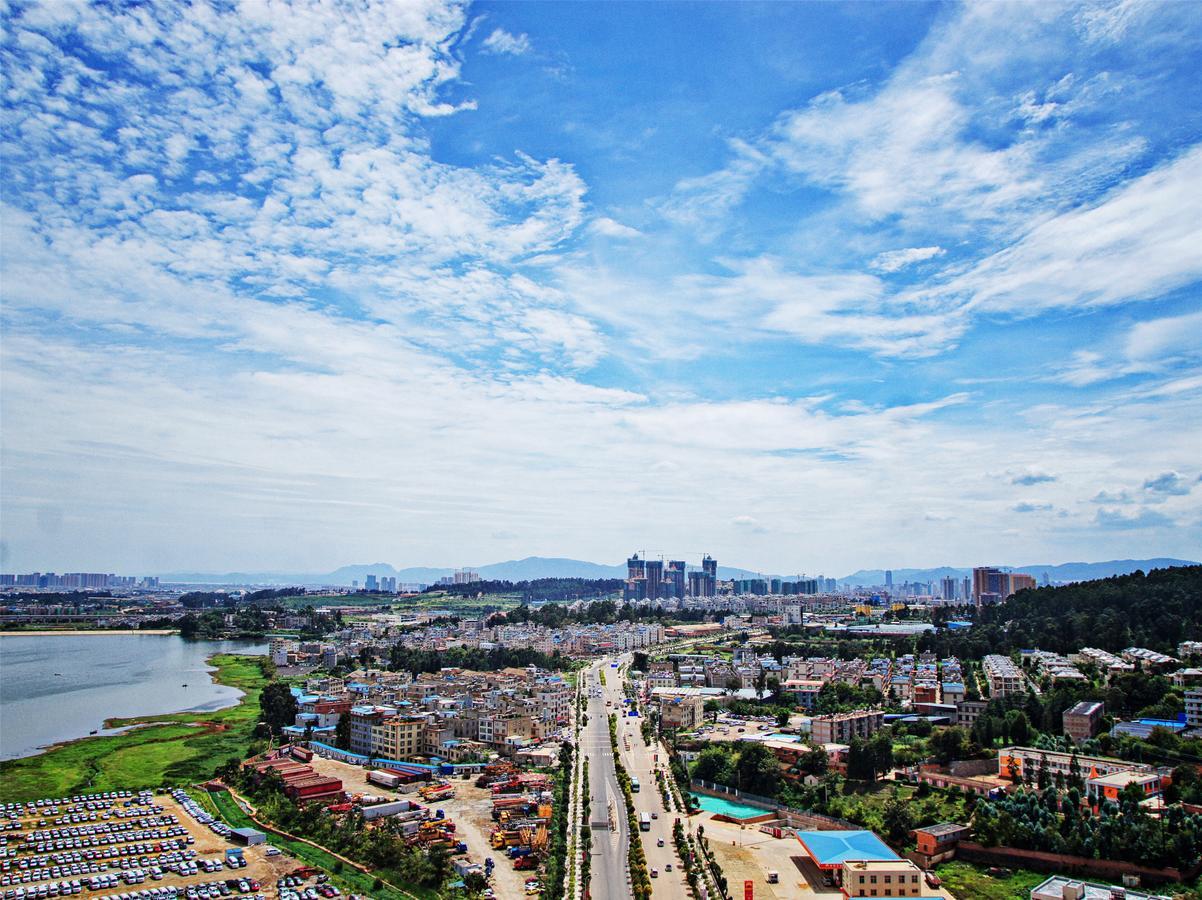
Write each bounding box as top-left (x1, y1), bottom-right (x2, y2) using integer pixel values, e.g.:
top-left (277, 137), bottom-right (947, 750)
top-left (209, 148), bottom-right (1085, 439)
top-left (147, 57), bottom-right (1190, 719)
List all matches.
top-left (89, 730), bottom-right (98, 735)
top-left (181, 683), bottom-right (188, 687)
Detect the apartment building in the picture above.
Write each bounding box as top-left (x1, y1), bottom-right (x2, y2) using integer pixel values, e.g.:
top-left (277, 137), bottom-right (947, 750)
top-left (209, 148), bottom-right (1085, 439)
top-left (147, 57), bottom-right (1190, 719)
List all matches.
top-left (371, 716), bottom-right (424, 761)
top-left (811, 710), bottom-right (884, 745)
top-left (1062, 701), bottom-right (1104, 744)
top-left (660, 695), bottom-right (704, 730)
top-left (348, 705), bottom-right (393, 756)
top-left (1186, 688), bottom-right (1202, 728)
top-left (983, 654), bottom-right (1026, 697)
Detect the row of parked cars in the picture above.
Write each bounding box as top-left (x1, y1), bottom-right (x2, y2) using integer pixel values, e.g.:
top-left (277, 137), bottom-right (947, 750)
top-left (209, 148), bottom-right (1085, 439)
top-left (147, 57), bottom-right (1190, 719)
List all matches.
top-left (276, 875), bottom-right (339, 900)
top-left (3, 795), bottom-right (143, 823)
top-left (165, 798), bottom-right (231, 842)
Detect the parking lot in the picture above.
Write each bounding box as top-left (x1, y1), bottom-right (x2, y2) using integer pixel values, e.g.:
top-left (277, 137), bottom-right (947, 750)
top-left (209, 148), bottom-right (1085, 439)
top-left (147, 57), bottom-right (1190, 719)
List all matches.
top-left (1, 790), bottom-right (304, 900)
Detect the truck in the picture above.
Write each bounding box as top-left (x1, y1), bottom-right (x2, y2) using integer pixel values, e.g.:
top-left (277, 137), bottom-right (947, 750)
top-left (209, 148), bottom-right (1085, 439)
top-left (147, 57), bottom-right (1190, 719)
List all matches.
top-left (639, 813), bottom-right (651, 832)
top-left (367, 771), bottom-right (402, 790)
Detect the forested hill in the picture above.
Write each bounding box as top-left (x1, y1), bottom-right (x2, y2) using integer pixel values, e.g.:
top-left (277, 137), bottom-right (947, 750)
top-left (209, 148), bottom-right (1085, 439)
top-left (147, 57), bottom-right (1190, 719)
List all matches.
top-left (924, 565), bottom-right (1202, 658)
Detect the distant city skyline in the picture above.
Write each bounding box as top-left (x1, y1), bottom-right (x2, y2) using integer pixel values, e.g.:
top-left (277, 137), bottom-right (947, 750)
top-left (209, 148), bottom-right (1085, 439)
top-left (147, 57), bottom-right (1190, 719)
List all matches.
top-left (2, 2), bottom-right (1200, 574)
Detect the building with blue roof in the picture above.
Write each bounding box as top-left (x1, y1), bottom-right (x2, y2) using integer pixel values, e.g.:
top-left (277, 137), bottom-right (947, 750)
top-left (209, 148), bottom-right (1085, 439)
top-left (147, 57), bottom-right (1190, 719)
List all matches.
top-left (794, 830), bottom-right (899, 869)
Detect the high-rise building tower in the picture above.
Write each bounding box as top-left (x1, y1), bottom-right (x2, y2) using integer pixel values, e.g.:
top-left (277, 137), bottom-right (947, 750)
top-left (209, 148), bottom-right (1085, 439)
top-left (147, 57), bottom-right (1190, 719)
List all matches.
top-left (645, 559), bottom-right (664, 602)
top-left (885, 570), bottom-right (893, 588)
top-left (701, 555), bottom-right (717, 597)
top-left (941, 576), bottom-right (957, 602)
top-left (627, 553), bottom-right (645, 580)
top-left (624, 552), bottom-right (647, 603)
top-left (666, 560), bottom-right (686, 599)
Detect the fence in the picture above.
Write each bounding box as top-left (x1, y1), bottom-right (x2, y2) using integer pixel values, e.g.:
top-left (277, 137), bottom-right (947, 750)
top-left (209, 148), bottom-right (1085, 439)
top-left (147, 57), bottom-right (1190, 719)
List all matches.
top-left (957, 841), bottom-right (1202, 886)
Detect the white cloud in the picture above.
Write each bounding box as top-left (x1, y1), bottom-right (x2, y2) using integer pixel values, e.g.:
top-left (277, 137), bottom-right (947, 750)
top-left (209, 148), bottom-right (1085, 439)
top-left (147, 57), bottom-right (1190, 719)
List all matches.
top-left (481, 28), bottom-right (532, 56)
top-left (1126, 310), bottom-right (1202, 362)
top-left (590, 217), bottom-right (642, 239)
top-left (731, 515), bottom-right (767, 533)
top-left (870, 246), bottom-right (945, 273)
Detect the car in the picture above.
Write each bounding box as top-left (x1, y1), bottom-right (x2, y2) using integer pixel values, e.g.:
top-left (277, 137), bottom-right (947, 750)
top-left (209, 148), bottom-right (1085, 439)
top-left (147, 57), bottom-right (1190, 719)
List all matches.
top-left (651, 812), bottom-right (657, 819)
top-left (264, 850), bottom-right (280, 858)
top-left (656, 839), bottom-right (664, 848)
top-left (665, 864), bottom-right (672, 872)
top-left (650, 869), bottom-right (658, 879)
top-left (924, 872), bottom-right (941, 888)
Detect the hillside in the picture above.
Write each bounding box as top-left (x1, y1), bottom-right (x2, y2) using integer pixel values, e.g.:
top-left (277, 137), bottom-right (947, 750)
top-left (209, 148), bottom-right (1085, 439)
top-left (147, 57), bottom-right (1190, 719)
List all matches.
top-left (924, 565), bottom-right (1202, 657)
top-left (839, 557), bottom-right (1196, 587)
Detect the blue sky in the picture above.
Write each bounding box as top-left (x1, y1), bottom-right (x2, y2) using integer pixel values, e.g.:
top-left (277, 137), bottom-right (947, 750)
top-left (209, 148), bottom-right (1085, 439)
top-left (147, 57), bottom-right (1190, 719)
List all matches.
top-left (1, 0), bottom-right (1200, 576)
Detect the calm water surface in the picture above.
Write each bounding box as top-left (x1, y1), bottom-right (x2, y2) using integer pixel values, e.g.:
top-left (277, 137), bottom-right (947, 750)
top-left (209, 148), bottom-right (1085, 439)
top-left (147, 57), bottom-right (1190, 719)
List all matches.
top-left (0, 634), bottom-right (265, 760)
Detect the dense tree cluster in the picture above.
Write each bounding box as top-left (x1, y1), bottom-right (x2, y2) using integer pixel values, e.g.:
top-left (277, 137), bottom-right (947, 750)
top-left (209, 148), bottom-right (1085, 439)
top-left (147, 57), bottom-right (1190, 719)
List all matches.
top-left (387, 644), bottom-right (566, 675)
top-left (258, 682), bottom-right (298, 736)
top-left (922, 566), bottom-right (1202, 657)
top-left (426, 577), bottom-right (623, 602)
top-left (972, 785), bottom-right (1202, 868)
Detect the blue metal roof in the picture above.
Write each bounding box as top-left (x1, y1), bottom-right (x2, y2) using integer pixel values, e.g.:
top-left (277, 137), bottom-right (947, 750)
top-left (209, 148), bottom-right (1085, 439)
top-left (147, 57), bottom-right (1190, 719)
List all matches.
top-left (795, 830), bottom-right (899, 866)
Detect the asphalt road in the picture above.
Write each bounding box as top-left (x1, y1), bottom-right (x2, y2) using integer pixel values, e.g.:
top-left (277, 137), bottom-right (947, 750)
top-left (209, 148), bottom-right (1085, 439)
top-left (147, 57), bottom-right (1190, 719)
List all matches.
top-left (583, 659), bottom-right (631, 900)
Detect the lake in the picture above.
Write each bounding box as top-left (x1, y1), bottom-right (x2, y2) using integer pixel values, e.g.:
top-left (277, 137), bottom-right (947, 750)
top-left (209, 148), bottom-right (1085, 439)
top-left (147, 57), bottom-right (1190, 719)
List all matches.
top-left (0, 634), bottom-right (266, 760)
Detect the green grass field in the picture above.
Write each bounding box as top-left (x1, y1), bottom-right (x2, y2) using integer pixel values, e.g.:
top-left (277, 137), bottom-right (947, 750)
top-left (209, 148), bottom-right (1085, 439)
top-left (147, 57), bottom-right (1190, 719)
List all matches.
top-left (206, 790), bottom-right (433, 900)
top-left (0, 654), bottom-right (269, 803)
top-left (935, 861), bottom-right (1046, 900)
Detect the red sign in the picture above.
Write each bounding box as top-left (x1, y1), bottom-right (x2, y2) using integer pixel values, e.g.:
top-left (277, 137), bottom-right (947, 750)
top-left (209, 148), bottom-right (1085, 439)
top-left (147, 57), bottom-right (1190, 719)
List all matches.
top-left (744, 880), bottom-right (753, 900)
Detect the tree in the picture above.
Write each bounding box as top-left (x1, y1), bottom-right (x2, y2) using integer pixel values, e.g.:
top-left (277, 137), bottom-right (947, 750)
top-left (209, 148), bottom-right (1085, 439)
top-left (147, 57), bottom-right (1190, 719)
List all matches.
top-left (735, 742), bottom-right (781, 796)
top-left (799, 746), bottom-right (829, 778)
top-left (1005, 709), bottom-right (1031, 745)
top-left (333, 713), bottom-right (351, 750)
top-left (259, 682), bottom-right (298, 736)
top-left (882, 790), bottom-right (916, 843)
top-left (930, 726), bottom-right (969, 765)
top-left (868, 730), bottom-right (894, 780)
top-left (692, 746), bottom-right (735, 786)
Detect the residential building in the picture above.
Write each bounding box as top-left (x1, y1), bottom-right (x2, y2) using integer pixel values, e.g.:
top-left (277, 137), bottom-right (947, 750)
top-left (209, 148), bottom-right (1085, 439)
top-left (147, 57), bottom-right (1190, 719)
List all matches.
top-left (983, 654), bottom-right (1026, 697)
top-left (1186, 688), bottom-right (1202, 728)
top-left (811, 710), bottom-right (884, 744)
top-left (1062, 701), bottom-right (1104, 744)
top-left (371, 716), bottom-right (424, 761)
top-left (659, 695), bottom-right (704, 731)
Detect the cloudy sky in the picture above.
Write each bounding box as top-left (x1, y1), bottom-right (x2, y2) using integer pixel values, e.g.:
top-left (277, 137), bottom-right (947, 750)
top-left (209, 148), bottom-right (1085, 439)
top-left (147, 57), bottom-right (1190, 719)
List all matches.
top-left (2, 0), bottom-right (1200, 576)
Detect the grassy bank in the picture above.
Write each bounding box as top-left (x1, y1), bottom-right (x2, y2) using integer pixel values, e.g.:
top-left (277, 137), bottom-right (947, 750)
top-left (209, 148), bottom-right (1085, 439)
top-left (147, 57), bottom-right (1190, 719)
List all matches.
top-left (0, 654), bottom-right (270, 803)
top-left (206, 790), bottom-right (429, 900)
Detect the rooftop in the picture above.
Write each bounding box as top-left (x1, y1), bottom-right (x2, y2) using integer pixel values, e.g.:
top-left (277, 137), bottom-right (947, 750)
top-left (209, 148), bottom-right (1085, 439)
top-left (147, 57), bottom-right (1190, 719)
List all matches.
top-left (795, 829), bottom-right (899, 866)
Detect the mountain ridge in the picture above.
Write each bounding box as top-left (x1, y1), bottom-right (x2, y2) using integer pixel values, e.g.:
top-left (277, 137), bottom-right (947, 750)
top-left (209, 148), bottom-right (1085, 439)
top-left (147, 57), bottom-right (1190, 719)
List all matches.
top-left (158, 556), bottom-right (1198, 587)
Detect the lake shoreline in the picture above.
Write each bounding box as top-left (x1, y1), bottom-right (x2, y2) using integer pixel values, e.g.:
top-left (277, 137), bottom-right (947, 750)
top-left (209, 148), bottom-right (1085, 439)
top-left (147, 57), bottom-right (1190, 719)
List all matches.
top-left (0, 652), bottom-right (270, 802)
top-left (0, 629), bottom-right (177, 636)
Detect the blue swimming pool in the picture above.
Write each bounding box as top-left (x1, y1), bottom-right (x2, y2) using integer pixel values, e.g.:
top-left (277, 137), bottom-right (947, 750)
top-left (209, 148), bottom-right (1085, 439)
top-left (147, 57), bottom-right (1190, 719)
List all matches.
top-left (691, 793), bottom-right (768, 820)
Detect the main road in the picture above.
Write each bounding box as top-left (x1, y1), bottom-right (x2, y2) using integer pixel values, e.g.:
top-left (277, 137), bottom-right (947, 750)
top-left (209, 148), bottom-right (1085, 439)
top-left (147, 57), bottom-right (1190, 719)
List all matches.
top-left (579, 655), bottom-right (689, 900)
top-left (582, 658), bottom-right (631, 900)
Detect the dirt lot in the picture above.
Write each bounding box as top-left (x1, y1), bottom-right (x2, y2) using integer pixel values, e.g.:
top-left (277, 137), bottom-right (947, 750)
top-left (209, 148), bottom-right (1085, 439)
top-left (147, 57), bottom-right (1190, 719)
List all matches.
top-left (305, 757), bottom-right (532, 898)
top-left (435, 781), bottom-right (529, 900)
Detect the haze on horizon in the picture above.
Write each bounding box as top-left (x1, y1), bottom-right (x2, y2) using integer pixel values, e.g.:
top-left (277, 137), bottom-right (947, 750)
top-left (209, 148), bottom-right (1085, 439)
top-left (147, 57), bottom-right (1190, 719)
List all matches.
top-left (1, 0), bottom-right (1201, 577)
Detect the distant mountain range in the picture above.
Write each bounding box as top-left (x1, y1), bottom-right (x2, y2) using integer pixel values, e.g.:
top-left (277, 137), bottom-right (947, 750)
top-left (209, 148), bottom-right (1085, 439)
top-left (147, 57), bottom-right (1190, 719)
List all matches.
top-left (837, 558), bottom-right (1199, 588)
top-left (158, 556), bottom-right (1198, 588)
